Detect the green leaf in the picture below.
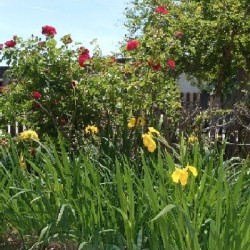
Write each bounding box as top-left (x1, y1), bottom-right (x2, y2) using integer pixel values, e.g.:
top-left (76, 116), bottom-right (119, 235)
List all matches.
top-left (151, 204), bottom-right (176, 222)
top-left (46, 38), bottom-right (57, 48)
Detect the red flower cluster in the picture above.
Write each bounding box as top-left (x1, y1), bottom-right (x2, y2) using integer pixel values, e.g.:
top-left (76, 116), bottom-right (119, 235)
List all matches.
top-left (148, 61), bottom-right (161, 71)
top-left (126, 40), bottom-right (139, 51)
top-left (60, 117), bottom-right (67, 125)
top-left (167, 59), bottom-right (176, 70)
top-left (0, 86), bottom-right (6, 92)
top-left (32, 91), bottom-right (42, 99)
top-left (175, 31), bottom-right (183, 38)
top-left (78, 49), bottom-right (90, 67)
top-left (4, 40), bottom-right (16, 48)
top-left (42, 25), bottom-right (57, 36)
top-left (155, 6), bottom-right (169, 15)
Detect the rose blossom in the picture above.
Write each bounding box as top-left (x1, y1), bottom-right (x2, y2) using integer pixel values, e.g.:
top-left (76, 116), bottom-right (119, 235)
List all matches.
top-left (4, 40), bottom-right (16, 48)
top-left (78, 49), bottom-right (90, 67)
top-left (60, 117), bottom-right (67, 124)
top-left (0, 86), bottom-right (6, 92)
top-left (126, 40), bottom-right (139, 51)
top-left (42, 25), bottom-right (57, 36)
top-left (32, 91), bottom-right (42, 99)
top-left (148, 61), bottom-right (161, 71)
top-left (155, 6), bottom-right (169, 15)
top-left (175, 31), bottom-right (183, 38)
top-left (167, 59), bottom-right (176, 70)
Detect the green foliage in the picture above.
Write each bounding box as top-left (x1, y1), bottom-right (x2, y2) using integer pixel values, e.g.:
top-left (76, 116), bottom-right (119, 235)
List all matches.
top-left (0, 27), bottom-right (182, 151)
top-left (0, 136), bottom-right (249, 249)
top-left (125, 0), bottom-right (250, 100)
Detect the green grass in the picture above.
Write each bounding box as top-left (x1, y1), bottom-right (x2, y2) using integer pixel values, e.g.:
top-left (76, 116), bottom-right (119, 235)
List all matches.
top-left (0, 136), bottom-right (249, 249)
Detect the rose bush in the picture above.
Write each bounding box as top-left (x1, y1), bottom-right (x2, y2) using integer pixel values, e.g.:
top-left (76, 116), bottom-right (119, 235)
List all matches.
top-left (0, 20), bottom-right (182, 153)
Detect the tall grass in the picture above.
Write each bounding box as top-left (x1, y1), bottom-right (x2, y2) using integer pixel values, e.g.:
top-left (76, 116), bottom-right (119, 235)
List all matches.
top-left (0, 136), bottom-right (249, 249)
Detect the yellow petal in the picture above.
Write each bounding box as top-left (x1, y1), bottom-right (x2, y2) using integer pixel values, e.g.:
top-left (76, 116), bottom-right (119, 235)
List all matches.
top-left (142, 133), bottom-right (151, 147)
top-left (85, 125), bottom-right (98, 134)
top-left (187, 165), bottom-right (198, 177)
top-left (179, 169), bottom-right (188, 186)
top-left (93, 127), bottom-right (99, 134)
top-left (128, 118), bottom-right (136, 128)
top-left (188, 135), bottom-right (198, 143)
top-left (148, 127), bottom-right (160, 135)
top-left (171, 168), bottom-right (181, 183)
top-left (147, 140), bottom-right (156, 152)
top-left (19, 130), bottom-right (39, 141)
top-left (85, 125), bottom-right (91, 134)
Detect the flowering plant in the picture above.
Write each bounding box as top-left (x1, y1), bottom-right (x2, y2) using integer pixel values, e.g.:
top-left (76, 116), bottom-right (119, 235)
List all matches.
top-left (0, 21), bottom-right (182, 153)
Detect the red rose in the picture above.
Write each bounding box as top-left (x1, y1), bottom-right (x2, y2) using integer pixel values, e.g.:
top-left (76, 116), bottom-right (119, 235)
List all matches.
top-left (126, 40), bottom-right (139, 51)
top-left (42, 25), bottom-right (57, 36)
top-left (167, 59), bottom-right (176, 70)
top-left (0, 86), bottom-right (6, 92)
top-left (175, 31), bottom-right (183, 38)
top-left (4, 40), bottom-right (16, 48)
top-left (78, 49), bottom-right (90, 67)
top-left (32, 91), bottom-right (42, 99)
top-left (60, 117), bottom-right (67, 124)
top-left (148, 61), bottom-right (161, 71)
top-left (155, 6), bottom-right (169, 15)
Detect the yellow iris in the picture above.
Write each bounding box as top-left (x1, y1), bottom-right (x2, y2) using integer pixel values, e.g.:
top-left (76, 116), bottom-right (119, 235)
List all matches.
top-left (188, 135), bottom-right (198, 144)
top-left (185, 165), bottom-right (198, 177)
top-left (85, 125), bottom-right (99, 134)
top-left (172, 168), bottom-right (188, 186)
top-left (128, 117), bottom-right (136, 128)
top-left (148, 127), bottom-right (160, 135)
top-left (142, 133), bottom-right (156, 152)
top-left (19, 130), bottom-right (39, 141)
top-left (128, 117), bottom-right (145, 128)
top-left (171, 165), bottom-right (198, 186)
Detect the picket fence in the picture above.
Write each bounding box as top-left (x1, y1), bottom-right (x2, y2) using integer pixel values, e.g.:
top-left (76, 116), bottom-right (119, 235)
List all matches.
top-left (1, 92), bottom-right (249, 146)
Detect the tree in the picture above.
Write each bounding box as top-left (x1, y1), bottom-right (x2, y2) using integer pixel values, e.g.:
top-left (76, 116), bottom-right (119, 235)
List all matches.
top-left (124, 0), bottom-right (250, 106)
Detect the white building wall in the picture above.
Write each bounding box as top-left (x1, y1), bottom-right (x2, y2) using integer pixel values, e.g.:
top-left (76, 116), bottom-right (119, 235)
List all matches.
top-left (177, 73), bottom-right (200, 93)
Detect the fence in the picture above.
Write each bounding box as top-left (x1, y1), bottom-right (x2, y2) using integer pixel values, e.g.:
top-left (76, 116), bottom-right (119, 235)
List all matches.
top-left (180, 92), bottom-right (250, 157)
top-left (1, 92), bottom-right (249, 154)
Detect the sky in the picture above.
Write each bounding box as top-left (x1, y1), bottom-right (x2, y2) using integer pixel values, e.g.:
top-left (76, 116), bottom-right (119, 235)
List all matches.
top-left (0, 0), bottom-right (129, 58)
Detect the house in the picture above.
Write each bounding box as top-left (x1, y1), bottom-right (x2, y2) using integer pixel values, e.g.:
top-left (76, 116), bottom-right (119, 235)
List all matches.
top-left (0, 66), bottom-right (8, 86)
top-left (0, 65), bottom-right (206, 108)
